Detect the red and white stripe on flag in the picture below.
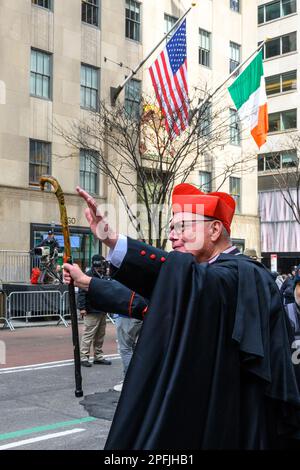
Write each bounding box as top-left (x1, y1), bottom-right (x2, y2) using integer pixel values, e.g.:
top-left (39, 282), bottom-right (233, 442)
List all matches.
top-left (149, 20), bottom-right (189, 139)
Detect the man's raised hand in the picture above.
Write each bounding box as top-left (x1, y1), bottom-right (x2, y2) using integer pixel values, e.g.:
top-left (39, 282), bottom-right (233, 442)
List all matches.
top-left (76, 186), bottom-right (118, 249)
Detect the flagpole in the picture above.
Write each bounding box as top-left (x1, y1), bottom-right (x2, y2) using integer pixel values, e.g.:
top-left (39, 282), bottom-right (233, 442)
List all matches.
top-left (110, 2), bottom-right (197, 105)
top-left (190, 38), bottom-right (269, 121)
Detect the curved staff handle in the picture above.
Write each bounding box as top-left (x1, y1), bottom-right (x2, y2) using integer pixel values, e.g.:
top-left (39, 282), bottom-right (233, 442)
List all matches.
top-left (40, 176), bottom-right (83, 398)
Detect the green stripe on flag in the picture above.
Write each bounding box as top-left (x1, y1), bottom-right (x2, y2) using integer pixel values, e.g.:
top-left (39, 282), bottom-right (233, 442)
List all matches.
top-left (228, 50), bottom-right (263, 110)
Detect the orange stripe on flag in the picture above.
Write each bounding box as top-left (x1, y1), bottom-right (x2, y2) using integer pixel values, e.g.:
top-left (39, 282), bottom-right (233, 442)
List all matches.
top-left (251, 103), bottom-right (268, 149)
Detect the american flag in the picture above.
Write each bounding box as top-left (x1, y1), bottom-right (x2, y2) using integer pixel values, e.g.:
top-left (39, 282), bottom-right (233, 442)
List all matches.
top-left (149, 20), bottom-right (189, 139)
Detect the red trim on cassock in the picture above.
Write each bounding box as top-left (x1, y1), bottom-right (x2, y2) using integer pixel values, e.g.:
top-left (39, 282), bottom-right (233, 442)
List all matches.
top-left (128, 291), bottom-right (135, 318)
top-left (142, 306), bottom-right (148, 318)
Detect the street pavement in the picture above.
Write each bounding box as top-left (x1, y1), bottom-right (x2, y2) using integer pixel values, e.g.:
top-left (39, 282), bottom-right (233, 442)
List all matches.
top-left (0, 321), bottom-right (122, 450)
top-left (0, 321), bottom-right (117, 367)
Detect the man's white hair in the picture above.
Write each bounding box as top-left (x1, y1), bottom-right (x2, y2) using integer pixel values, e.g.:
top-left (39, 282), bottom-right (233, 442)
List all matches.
top-left (204, 216), bottom-right (231, 241)
top-left (222, 226), bottom-right (230, 240)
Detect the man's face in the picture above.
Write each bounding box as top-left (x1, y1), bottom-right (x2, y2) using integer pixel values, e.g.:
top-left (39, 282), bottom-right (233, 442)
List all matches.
top-left (168, 212), bottom-right (216, 261)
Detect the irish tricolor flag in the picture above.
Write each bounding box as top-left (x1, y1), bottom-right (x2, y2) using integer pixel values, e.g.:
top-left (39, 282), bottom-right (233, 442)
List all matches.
top-left (228, 50), bottom-right (268, 148)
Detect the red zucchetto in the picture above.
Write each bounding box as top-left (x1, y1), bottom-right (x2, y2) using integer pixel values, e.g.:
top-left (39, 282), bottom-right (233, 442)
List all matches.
top-left (172, 183), bottom-right (236, 235)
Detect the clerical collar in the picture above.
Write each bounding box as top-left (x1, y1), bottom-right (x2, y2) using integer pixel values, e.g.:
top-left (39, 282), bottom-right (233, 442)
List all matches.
top-left (208, 245), bottom-right (240, 264)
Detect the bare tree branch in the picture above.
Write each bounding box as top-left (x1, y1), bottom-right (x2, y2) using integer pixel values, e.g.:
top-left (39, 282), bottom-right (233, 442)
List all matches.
top-left (54, 88), bottom-right (254, 247)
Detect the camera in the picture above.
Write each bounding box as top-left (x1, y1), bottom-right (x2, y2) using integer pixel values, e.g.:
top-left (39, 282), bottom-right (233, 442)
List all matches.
top-left (93, 259), bottom-right (111, 277)
top-left (33, 246), bottom-right (50, 257)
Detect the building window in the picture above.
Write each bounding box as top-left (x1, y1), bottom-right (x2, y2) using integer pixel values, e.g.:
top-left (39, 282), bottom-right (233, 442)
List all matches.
top-left (164, 13), bottom-right (178, 38)
top-left (265, 0), bottom-right (281, 22)
top-left (229, 108), bottom-right (241, 145)
top-left (258, 6), bottom-right (265, 23)
top-left (80, 64), bottom-right (99, 111)
top-left (230, 177), bottom-right (241, 214)
top-left (29, 140), bottom-right (51, 186)
top-left (257, 154), bottom-right (265, 171)
top-left (229, 41), bottom-right (241, 74)
top-left (265, 37), bottom-right (281, 58)
top-left (262, 32), bottom-right (297, 59)
top-left (258, 0), bottom-right (296, 25)
top-left (32, 0), bottom-right (51, 9)
top-left (30, 49), bottom-right (51, 100)
top-left (199, 171), bottom-right (212, 193)
top-left (282, 150), bottom-right (298, 168)
top-left (126, 0), bottom-right (141, 42)
top-left (230, 0), bottom-right (240, 13)
top-left (125, 79), bottom-right (141, 120)
top-left (199, 101), bottom-right (212, 137)
top-left (258, 150), bottom-right (298, 171)
top-left (80, 150), bottom-right (99, 194)
top-left (81, 0), bottom-right (99, 27)
top-left (199, 29), bottom-right (211, 68)
top-left (268, 109), bottom-right (297, 133)
top-left (265, 70), bottom-right (297, 96)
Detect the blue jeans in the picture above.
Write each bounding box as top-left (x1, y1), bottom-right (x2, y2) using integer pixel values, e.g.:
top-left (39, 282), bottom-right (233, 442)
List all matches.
top-left (115, 316), bottom-right (142, 376)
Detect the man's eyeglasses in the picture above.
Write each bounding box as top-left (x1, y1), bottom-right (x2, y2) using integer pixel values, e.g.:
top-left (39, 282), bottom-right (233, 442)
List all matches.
top-left (169, 219), bottom-right (214, 235)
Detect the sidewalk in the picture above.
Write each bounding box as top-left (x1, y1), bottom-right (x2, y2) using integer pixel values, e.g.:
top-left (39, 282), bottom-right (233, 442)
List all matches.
top-left (0, 321), bottom-right (118, 368)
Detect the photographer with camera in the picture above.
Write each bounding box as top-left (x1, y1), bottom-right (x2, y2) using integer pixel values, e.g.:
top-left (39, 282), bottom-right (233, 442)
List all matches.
top-left (32, 230), bottom-right (62, 284)
top-left (38, 230), bottom-right (60, 256)
top-left (78, 254), bottom-right (112, 367)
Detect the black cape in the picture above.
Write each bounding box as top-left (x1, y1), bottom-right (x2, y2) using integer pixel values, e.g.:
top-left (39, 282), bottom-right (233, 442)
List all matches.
top-left (104, 251), bottom-right (300, 450)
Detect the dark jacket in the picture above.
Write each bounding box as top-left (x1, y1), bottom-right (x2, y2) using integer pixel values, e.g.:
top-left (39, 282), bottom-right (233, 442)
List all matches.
top-left (77, 268), bottom-right (106, 315)
top-left (39, 237), bottom-right (60, 256)
top-left (285, 302), bottom-right (300, 341)
top-left (104, 238), bottom-right (300, 450)
top-left (280, 277), bottom-right (295, 305)
top-left (88, 276), bottom-right (148, 320)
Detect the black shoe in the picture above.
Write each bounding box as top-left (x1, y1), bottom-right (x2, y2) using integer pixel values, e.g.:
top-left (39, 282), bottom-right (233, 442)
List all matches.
top-left (93, 358), bottom-right (112, 365)
top-left (81, 360), bottom-right (92, 367)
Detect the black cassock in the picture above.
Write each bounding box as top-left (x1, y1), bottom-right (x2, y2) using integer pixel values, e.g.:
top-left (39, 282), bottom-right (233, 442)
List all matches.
top-left (90, 238), bottom-right (300, 450)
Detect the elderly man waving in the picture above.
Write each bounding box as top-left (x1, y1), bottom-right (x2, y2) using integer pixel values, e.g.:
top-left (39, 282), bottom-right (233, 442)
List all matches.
top-left (64, 183), bottom-right (300, 450)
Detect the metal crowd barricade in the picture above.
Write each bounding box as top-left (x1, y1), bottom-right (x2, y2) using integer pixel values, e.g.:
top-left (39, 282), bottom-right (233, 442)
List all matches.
top-left (60, 290), bottom-right (82, 325)
top-left (61, 290), bottom-right (70, 324)
top-left (107, 313), bottom-right (116, 325)
top-left (0, 250), bottom-right (32, 283)
top-left (0, 290), bottom-right (11, 330)
top-left (6, 290), bottom-right (69, 331)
